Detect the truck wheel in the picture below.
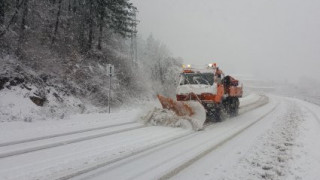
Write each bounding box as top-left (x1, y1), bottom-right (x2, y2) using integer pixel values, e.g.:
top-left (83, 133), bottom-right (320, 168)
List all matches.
top-left (206, 107), bottom-right (223, 122)
top-left (222, 97), bottom-right (231, 116)
top-left (214, 107), bottom-right (223, 122)
top-left (230, 97), bottom-right (239, 116)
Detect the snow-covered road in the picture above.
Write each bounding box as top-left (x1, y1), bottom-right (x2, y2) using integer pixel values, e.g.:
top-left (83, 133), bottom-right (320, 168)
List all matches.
top-left (172, 98), bottom-right (320, 180)
top-left (0, 94), bottom-right (320, 180)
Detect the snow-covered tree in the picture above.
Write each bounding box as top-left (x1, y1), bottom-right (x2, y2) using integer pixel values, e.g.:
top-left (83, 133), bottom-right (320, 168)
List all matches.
top-left (0, 1), bottom-right (181, 112)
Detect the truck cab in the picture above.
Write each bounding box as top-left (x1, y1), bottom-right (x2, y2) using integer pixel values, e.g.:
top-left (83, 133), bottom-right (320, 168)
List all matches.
top-left (176, 64), bottom-right (243, 121)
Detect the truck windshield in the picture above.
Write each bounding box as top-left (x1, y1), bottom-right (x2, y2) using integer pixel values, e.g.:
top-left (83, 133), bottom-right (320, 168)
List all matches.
top-left (180, 73), bottom-right (214, 85)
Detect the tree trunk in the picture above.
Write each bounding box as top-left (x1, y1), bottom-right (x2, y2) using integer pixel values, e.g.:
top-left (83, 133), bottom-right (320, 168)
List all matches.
top-left (11, 0), bottom-right (20, 23)
top-left (158, 60), bottom-right (164, 84)
top-left (97, 0), bottom-right (105, 50)
top-left (0, 0), bottom-right (23, 38)
top-left (52, 0), bottom-right (63, 44)
top-left (17, 0), bottom-right (29, 54)
top-left (97, 14), bottom-right (103, 50)
top-left (87, 0), bottom-right (94, 50)
top-left (0, 0), bottom-right (5, 25)
top-left (72, 0), bottom-right (77, 12)
top-left (68, 0), bottom-right (71, 11)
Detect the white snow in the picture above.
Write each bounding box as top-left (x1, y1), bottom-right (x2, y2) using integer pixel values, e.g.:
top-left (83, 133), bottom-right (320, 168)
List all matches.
top-left (0, 94), bottom-right (320, 180)
top-left (239, 93), bottom-right (261, 107)
top-left (143, 101), bottom-right (206, 130)
top-left (73, 94), bottom-right (277, 180)
top-left (0, 84), bottom-right (92, 123)
top-left (0, 105), bottom-right (149, 144)
top-left (0, 87), bottom-right (40, 122)
top-left (172, 96), bottom-right (320, 180)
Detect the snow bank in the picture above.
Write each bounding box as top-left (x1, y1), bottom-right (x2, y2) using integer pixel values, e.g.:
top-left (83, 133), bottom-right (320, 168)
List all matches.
top-left (0, 84), bottom-right (89, 122)
top-left (0, 87), bottom-right (40, 122)
top-left (239, 93), bottom-right (261, 107)
top-left (143, 108), bottom-right (192, 129)
top-left (142, 101), bottom-right (206, 131)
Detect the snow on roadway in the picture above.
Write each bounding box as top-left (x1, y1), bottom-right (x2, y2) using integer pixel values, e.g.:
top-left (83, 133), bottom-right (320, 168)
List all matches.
top-left (0, 123), bottom-right (143, 158)
top-left (0, 127), bottom-right (191, 180)
top-left (1, 94), bottom-right (318, 180)
top-left (71, 95), bottom-right (276, 180)
top-left (0, 94), bottom-right (265, 180)
top-left (0, 94), bottom-right (260, 144)
top-left (239, 93), bottom-right (261, 107)
top-left (172, 97), bottom-right (320, 180)
top-left (0, 107), bottom-right (148, 144)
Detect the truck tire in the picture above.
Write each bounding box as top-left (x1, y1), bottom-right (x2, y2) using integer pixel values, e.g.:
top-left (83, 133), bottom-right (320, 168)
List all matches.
top-left (230, 97), bottom-right (239, 116)
top-left (223, 97), bottom-right (239, 117)
top-left (206, 107), bottom-right (223, 122)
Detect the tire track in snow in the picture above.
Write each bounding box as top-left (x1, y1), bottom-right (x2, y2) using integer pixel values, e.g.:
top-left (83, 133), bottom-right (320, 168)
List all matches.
top-left (223, 99), bottom-right (305, 180)
top-left (0, 123), bottom-right (145, 159)
top-left (65, 96), bottom-right (276, 180)
top-left (0, 94), bottom-right (270, 180)
top-left (240, 95), bottom-right (266, 109)
top-left (0, 121), bottom-right (137, 147)
top-left (239, 95), bottom-right (268, 113)
top-left (0, 127), bottom-right (194, 180)
top-left (301, 105), bottom-right (320, 125)
top-left (49, 96), bottom-right (271, 180)
top-left (0, 94), bottom-right (267, 158)
top-left (56, 132), bottom-right (198, 180)
top-left (204, 95), bottom-right (269, 130)
top-left (158, 99), bottom-right (279, 180)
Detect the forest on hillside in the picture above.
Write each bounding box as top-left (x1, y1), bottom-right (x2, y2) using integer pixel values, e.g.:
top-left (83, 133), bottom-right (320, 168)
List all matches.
top-left (0, 0), bottom-right (181, 115)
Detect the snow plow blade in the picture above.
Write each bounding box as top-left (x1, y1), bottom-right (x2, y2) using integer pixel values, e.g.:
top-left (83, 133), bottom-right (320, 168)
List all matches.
top-left (157, 95), bottom-right (194, 116)
top-left (156, 95), bottom-right (207, 130)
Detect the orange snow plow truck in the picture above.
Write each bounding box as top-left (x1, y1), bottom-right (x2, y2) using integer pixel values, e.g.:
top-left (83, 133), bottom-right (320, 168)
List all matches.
top-left (157, 63), bottom-right (243, 123)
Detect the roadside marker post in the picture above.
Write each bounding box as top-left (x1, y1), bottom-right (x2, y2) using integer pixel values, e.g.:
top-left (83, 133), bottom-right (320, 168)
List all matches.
top-left (106, 64), bottom-right (115, 113)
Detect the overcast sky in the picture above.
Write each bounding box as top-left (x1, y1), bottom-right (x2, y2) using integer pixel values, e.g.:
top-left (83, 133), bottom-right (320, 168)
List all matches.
top-left (131, 0), bottom-right (320, 83)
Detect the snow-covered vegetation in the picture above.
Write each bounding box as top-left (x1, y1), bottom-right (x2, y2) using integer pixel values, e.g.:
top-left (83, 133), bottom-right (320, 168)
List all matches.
top-left (0, 0), bottom-right (181, 121)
